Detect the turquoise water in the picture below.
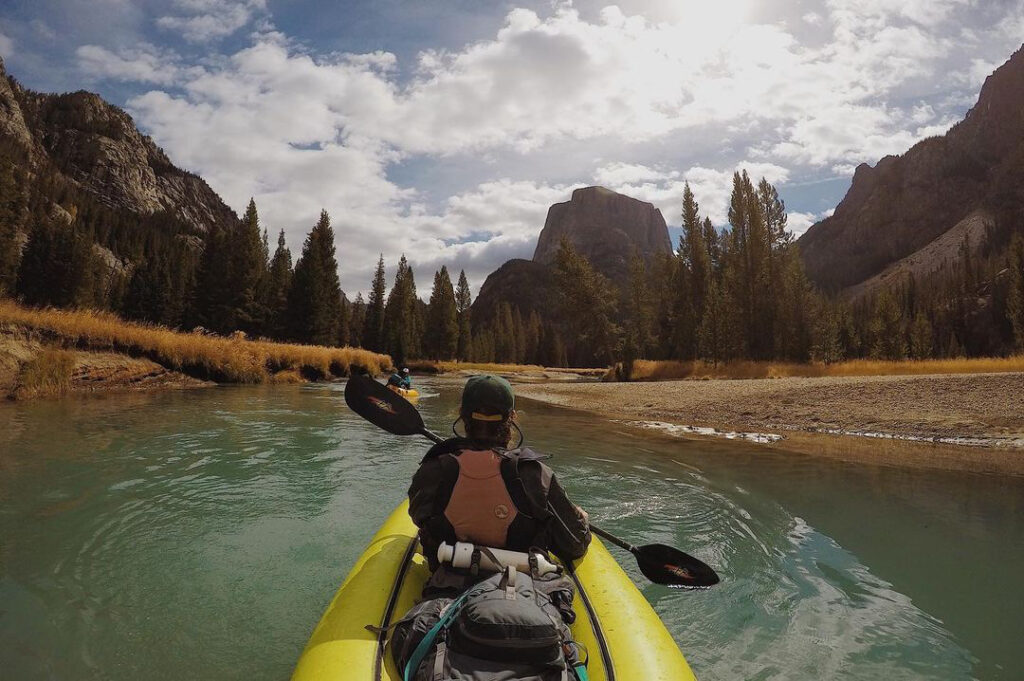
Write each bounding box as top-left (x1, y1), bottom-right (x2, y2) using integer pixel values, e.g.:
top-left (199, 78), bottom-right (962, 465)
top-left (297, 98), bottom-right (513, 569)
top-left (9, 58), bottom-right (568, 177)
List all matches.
top-left (1, 379), bottom-right (1021, 680)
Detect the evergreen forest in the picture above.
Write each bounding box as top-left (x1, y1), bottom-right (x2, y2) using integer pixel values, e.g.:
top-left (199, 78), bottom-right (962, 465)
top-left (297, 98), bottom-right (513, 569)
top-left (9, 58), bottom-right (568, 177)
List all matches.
top-left (3, 136), bottom-right (1024, 368)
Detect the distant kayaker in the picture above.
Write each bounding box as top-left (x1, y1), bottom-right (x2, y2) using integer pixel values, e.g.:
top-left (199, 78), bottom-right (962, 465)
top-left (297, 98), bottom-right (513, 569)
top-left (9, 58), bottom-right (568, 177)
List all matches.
top-left (387, 367), bottom-right (412, 390)
top-left (408, 374), bottom-right (591, 592)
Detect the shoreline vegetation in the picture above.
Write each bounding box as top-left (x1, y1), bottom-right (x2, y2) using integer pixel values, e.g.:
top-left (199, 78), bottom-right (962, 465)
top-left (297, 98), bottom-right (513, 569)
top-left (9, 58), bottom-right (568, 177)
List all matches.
top-left (0, 300), bottom-right (390, 399)
top-left (606, 356), bottom-right (1024, 381)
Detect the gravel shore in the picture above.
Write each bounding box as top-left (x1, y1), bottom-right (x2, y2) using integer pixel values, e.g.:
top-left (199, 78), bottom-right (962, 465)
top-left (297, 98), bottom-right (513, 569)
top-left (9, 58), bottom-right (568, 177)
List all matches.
top-left (515, 372), bottom-right (1024, 475)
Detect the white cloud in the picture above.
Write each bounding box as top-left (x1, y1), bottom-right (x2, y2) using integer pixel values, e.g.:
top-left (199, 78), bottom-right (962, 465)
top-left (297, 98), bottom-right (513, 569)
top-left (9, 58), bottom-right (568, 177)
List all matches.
top-left (826, 0), bottom-right (969, 28)
top-left (0, 31), bottom-right (13, 57)
top-left (157, 0), bottom-right (267, 42)
top-left (786, 211), bottom-right (821, 237)
top-left (77, 44), bottom-right (185, 85)
top-left (593, 162), bottom-right (678, 186)
top-left (69, 0), bottom-right (1022, 295)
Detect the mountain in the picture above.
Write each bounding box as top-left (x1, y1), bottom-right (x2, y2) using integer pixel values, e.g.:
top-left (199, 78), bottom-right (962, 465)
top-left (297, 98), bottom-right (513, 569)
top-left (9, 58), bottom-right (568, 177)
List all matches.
top-left (798, 44), bottom-right (1024, 294)
top-left (533, 186), bottom-right (672, 282)
top-left (0, 57), bottom-right (236, 233)
top-left (472, 186), bottom-right (671, 324)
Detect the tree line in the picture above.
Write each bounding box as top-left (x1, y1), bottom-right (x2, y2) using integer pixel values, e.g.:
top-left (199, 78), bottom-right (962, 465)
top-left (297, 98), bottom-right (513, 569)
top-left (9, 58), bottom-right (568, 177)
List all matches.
top-left (3, 137), bottom-right (1024, 366)
top-left (463, 170), bottom-right (1024, 368)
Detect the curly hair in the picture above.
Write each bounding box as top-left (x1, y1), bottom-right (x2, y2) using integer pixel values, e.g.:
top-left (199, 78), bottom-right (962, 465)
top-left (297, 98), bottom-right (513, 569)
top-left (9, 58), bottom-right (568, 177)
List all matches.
top-left (461, 409), bottom-right (517, 448)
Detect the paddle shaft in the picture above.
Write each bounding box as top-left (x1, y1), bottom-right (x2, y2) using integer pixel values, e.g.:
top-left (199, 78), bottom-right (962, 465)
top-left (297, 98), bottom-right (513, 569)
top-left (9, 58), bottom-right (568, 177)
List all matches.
top-left (590, 525), bottom-right (638, 554)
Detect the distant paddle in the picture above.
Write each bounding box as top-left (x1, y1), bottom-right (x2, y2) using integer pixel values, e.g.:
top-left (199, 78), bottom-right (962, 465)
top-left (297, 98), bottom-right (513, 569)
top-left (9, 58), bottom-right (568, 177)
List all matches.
top-left (344, 371), bottom-right (720, 589)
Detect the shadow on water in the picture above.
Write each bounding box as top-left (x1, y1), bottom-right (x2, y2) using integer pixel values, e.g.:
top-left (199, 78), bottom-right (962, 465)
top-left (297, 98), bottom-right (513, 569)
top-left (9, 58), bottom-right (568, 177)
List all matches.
top-left (1, 379), bottom-right (1021, 681)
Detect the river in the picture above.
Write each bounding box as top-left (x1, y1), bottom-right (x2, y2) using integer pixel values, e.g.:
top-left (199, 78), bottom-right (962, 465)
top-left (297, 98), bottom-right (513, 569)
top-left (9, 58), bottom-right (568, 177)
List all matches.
top-left (1, 379), bottom-right (1022, 680)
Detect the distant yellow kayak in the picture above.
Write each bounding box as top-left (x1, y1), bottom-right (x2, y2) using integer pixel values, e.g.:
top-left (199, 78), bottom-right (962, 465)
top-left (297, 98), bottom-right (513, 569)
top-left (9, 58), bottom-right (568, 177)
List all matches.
top-left (387, 385), bottom-right (419, 401)
top-left (291, 501), bottom-right (697, 681)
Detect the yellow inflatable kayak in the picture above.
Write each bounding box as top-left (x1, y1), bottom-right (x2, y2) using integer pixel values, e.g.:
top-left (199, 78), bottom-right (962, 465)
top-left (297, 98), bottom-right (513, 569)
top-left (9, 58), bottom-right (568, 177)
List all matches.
top-left (292, 501), bottom-right (697, 681)
top-left (388, 385), bottom-right (419, 401)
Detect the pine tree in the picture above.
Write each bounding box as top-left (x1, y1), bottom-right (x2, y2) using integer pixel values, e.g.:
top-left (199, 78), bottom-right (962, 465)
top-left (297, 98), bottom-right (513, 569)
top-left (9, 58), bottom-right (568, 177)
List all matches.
top-left (774, 246), bottom-right (813, 361)
top-left (349, 292), bottom-right (367, 347)
top-left (383, 255), bottom-right (422, 362)
top-left (424, 266), bottom-right (459, 359)
top-left (455, 270), bottom-right (473, 361)
top-left (553, 238), bottom-right (620, 366)
top-left (338, 293), bottom-right (351, 348)
top-left (648, 252), bottom-right (677, 358)
top-left (16, 220), bottom-right (98, 308)
top-left (908, 311), bottom-right (934, 359)
top-left (810, 299), bottom-right (843, 364)
top-left (194, 223), bottom-right (236, 332)
top-left (266, 230), bottom-right (293, 338)
top-left (363, 255), bottom-right (387, 352)
top-left (1007, 233), bottom-right (1024, 351)
top-left (287, 210), bottom-right (343, 345)
top-left (670, 252), bottom-right (697, 360)
top-left (0, 159), bottom-right (26, 295)
top-left (234, 198), bottom-right (269, 336)
top-left (697, 279), bottom-right (727, 366)
top-left (627, 250), bottom-right (653, 357)
top-left (524, 310), bottom-right (542, 365)
top-left (869, 289), bottom-right (906, 360)
top-left (680, 183), bottom-right (712, 329)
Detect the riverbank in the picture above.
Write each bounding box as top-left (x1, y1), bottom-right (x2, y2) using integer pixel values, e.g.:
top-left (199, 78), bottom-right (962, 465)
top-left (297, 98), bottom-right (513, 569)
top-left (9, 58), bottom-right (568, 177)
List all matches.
top-left (515, 372), bottom-right (1024, 475)
top-left (0, 300), bottom-right (391, 399)
top-left (406, 359), bottom-right (606, 381)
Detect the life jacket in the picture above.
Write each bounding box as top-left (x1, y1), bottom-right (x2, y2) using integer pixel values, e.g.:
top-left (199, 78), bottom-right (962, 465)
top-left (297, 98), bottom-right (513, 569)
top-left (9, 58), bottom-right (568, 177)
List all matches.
top-left (444, 449), bottom-right (519, 548)
top-left (418, 440), bottom-right (553, 558)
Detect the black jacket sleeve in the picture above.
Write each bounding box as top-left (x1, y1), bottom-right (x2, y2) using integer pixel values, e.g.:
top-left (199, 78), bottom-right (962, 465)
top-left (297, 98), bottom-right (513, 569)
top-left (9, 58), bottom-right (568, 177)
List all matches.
top-left (543, 473), bottom-right (591, 562)
top-left (516, 458), bottom-right (591, 562)
top-left (408, 441), bottom-right (463, 569)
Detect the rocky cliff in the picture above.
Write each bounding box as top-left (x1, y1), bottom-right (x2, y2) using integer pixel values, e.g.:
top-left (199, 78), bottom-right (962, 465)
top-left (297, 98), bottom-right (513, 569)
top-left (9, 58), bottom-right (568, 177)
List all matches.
top-left (471, 259), bottom-right (556, 325)
top-left (0, 57), bottom-right (235, 233)
top-left (533, 186), bottom-right (672, 283)
top-left (799, 44), bottom-right (1024, 293)
top-left (473, 186), bottom-right (672, 325)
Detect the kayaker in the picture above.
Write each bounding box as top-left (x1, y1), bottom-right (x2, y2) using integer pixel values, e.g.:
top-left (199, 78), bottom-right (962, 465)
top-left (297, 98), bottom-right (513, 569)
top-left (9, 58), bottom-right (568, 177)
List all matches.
top-left (387, 367), bottom-right (412, 390)
top-left (408, 374), bottom-right (591, 589)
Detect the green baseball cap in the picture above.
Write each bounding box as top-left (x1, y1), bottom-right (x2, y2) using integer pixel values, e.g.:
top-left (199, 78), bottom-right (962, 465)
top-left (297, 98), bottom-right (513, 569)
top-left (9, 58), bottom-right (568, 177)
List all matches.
top-left (461, 374), bottom-right (514, 421)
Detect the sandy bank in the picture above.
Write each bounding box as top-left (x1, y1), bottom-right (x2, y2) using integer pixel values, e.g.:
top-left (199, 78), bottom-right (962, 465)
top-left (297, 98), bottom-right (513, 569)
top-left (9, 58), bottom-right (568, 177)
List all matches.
top-left (515, 373), bottom-right (1024, 475)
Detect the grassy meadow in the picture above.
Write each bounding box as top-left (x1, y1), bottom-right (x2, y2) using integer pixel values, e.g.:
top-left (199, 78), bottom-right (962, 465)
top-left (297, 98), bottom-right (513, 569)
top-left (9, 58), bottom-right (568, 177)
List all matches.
top-left (608, 356), bottom-right (1024, 381)
top-left (0, 299), bottom-right (392, 385)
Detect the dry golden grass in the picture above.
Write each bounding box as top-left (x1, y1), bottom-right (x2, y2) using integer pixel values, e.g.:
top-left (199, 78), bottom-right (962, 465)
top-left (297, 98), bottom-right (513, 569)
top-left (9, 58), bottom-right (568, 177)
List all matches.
top-left (0, 300), bottom-right (392, 384)
top-left (407, 359), bottom-right (607, 377)
top-left (608, 356), bottom-right (1024, 382)
top-left (14, 348), bottom-right (75, 399)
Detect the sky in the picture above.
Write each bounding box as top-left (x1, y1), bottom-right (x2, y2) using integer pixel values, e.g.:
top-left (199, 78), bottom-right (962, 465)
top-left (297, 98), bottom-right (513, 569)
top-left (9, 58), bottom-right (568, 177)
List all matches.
top-left (1, 0), bottom-right (1022, 298)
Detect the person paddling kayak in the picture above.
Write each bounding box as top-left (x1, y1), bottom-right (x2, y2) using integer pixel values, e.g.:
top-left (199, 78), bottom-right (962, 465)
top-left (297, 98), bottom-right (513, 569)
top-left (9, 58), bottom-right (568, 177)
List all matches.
top-left (387, 367), bottom-right (412, 390)
top-left (408, 374), bottom-right (591, 592)
top-left (393, 374), bottom-right (592, 680)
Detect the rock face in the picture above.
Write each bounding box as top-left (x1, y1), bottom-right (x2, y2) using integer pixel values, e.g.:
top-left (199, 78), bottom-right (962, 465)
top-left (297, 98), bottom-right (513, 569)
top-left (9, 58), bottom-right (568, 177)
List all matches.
top-left (472, 187), bottom-right (673, 325)
top-left (0, 58), bottom-right (235, 233)
top-left (471, 259), bottom-right (556, 326)
top-left (533, 186), bottom-right (672, 283)
top-left (799, 45), bottom-right (1024, 292)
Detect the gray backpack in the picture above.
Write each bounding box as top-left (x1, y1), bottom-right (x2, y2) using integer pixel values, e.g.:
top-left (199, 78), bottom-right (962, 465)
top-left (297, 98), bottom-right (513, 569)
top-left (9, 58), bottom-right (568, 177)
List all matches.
top-left (391, 568), bottom-right (582, 681)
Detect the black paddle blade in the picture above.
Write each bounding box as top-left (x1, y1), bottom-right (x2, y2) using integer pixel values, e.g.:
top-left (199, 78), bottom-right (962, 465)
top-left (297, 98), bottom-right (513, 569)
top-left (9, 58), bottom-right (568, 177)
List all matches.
top-left (344, 371), bottom-right (425, 436)
top-left (634, 543), bottom-right (720, 588)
